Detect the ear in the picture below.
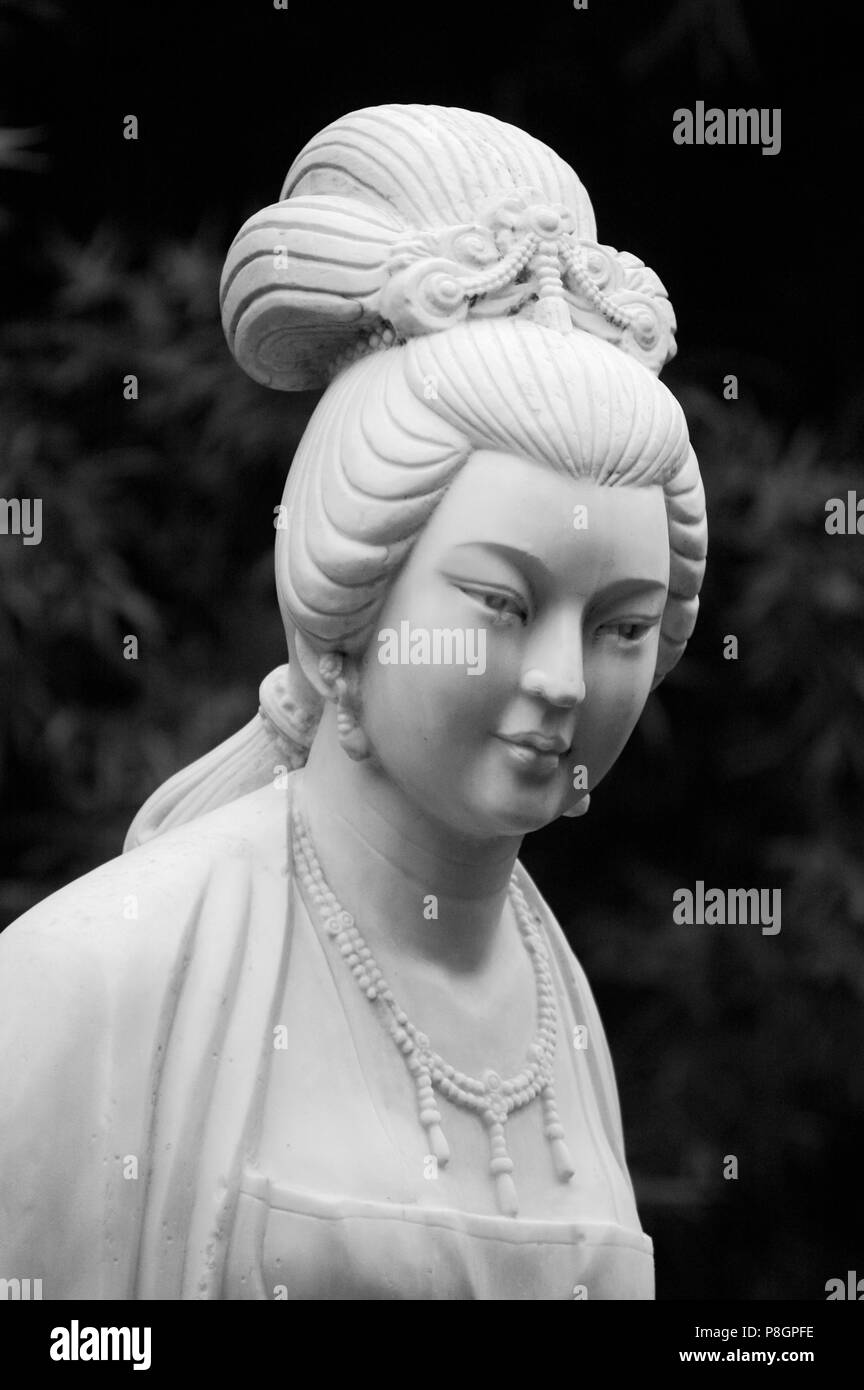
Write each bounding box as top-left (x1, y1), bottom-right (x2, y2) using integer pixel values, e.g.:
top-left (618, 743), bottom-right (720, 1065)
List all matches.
top-left (294, 631), bottom-right (337, 701)
top-left (293, 631), bottom-right (364, 704)
top-left (294, 632), bottom-right (372, 763)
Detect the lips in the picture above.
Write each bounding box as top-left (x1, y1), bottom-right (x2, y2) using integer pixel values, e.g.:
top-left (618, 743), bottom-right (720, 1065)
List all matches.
top-left (496, 731), bottom-right (570, 778)
top-left (497, 731), bottom-right (569, 755)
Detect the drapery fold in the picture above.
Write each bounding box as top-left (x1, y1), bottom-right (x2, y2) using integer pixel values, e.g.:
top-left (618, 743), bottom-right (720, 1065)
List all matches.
top-left (0, 781), bottom-right (296, 1299)
top-left (0, 771), bottom-right (631, 1299)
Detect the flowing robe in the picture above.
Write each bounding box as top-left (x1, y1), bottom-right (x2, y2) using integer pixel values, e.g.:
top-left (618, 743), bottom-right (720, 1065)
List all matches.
top-left (0, 773), bottom-right (637, 1299)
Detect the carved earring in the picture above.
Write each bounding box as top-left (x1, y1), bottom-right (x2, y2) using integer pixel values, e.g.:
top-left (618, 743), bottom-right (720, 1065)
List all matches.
top-left (318, 653), bottom-right (371, 762)
top-left (563, 794), bottom-right (590, 819)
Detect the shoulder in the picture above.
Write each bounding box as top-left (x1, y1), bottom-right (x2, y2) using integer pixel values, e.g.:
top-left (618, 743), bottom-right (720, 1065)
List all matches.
top-left (0, 781), bottom-right (291, 997)
top-left (0, 779), bottom-right (296, 1295)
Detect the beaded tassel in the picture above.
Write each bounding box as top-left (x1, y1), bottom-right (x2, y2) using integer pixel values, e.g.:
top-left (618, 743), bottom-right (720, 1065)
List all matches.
top-left (291, 798), bottom-right (575, 1216)
top-left (409, 1050), bottom-right (451, 1166)
top-left (486, 1116), bottom-right (518, 1218)
top-left (533, 238), bottom-right (572, 332)
top-left (542, 1081), bottom-right (576, 1181)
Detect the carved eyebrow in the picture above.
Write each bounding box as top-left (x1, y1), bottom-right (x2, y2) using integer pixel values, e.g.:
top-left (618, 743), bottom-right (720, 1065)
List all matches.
top-left (592, 577), bottom-right (669, 602)
top-left (443, 543), bottom-right (667, 599)
top-left (444, 542), bottom-right (549, 584)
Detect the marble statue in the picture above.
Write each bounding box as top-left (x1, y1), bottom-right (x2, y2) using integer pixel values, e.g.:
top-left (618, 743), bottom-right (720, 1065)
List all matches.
top-left (0, 105), bottom-right (707, 1300)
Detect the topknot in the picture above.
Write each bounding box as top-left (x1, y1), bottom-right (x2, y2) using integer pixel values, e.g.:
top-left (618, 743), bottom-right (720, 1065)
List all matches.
top-left (220, 104), bottom-right (677, 389)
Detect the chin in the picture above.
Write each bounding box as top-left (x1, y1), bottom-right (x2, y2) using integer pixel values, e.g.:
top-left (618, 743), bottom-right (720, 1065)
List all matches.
top-left (472, 782), bottom-right (567, 838)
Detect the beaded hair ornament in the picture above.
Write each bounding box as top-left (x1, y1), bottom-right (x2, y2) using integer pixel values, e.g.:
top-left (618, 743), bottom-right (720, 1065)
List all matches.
top-left (220, 103), bottom-right (678, 390)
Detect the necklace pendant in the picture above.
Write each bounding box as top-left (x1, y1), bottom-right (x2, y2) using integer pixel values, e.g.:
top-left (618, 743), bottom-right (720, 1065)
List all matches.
top-left (548, 1134), bottom-right (576, 1183)
top-left (415, 1056), bottom-right (451, 1168)
top-left (485, 1107), bottom-right (519, 1217)
top-left (541, 1081), bottom-right (575, 1182)
top-left (425, 1120), bottom-right (451, 1167)
top-left (493, 1166), bottom-right (519, 1218)
top-left (291, 798), bottom-right (576, 1219)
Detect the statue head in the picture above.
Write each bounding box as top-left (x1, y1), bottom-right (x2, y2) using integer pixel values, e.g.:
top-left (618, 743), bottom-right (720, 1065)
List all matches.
top-left (126, 104), bottom-right (707, 848)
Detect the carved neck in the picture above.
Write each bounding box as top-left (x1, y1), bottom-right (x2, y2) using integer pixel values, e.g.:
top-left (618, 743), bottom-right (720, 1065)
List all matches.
top-left (297, 705), bottom-right (522, 976)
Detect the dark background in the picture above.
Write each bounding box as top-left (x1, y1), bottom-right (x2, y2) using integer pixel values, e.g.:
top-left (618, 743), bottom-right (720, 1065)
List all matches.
top-left (1, 0), bottom-right (863, 1301)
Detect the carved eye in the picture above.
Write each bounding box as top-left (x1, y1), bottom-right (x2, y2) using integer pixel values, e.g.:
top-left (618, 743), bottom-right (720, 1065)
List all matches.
top-left (459, 586), bottom-right (528, 626)
top-left (597, 620), bottom-right (655, 644)
top-left (479, 592), bottom-right (528, 626)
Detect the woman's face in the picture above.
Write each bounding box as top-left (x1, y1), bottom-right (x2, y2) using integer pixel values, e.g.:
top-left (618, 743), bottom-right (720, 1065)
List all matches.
top-left (358, 449), bottom-right (670, 839)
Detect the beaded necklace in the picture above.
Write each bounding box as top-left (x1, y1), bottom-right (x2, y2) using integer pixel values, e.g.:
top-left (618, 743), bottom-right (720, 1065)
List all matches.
top-left (290, 798), bottom-right (575, 1217)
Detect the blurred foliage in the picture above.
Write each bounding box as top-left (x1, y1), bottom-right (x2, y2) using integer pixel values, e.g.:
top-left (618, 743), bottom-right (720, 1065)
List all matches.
top-left (622, 0), bottom-right (759, 82)
top-left (0, 225), bottom-right (314, 904)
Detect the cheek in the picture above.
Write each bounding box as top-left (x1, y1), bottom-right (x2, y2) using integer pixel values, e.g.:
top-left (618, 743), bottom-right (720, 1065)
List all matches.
top-left (577, 649), bottom-right (656, 780)
top-left (360, 655), bottom-right (498, 762)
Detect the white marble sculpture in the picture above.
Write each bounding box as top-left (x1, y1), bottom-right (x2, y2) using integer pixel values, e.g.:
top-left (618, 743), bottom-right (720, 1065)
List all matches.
top-left (0, 105), bottom-right (707, 1300)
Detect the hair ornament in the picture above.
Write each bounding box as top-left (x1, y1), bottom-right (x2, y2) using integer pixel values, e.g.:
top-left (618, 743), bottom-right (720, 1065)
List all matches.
top-left (222, 176), bottom-right (676, 390)
top-left (379, 189), bottom-right (676, 372)
top-left (258, 663), bottom-right (318, 760)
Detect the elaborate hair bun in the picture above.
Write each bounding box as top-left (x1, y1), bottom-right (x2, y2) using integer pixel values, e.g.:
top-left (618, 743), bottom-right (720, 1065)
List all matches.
top-left (220, 105), bottom-right (678, 390)
top-left (220, 194), bottom-right (405, 391)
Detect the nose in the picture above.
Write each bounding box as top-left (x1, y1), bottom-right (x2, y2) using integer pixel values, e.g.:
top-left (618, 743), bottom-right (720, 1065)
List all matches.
top-left (520, 616), bottom-right (586, 708)
top-left (521, 668), bottom-right (586, 706)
